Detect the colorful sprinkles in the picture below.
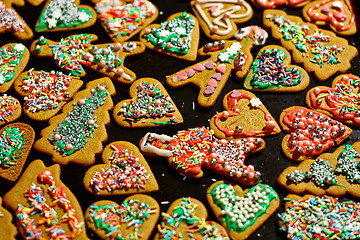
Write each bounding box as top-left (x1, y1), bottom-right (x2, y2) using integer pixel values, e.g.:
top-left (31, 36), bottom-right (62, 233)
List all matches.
top-left (0, 126), bottom-right (26, 168)
top-left (0, 43), bottom-right (26, 85)
top-left (0, 94), bottom-right (19, 122)
top-left (0, 1), bottom-right (26, 33)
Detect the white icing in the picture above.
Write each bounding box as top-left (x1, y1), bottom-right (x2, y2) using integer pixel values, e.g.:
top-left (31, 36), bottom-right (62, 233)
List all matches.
top-left (140, 132), bottom-right (174, 157)
top-left (234, 26), bottom-right (268, 46)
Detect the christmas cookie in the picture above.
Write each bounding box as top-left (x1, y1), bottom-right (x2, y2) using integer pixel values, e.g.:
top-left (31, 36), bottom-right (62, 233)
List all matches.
top-left (190, 0), bottom-right (253, 40)
top-left (139, 12), bottom-right (200, 61)
top-left (0, 94), bottom-right (21, 125)
top-left (252, 0), bottom-right (310, 8)
top-left (14, 70), bottom-right (83, 121)
top-left (279, 194), bottom-right (360, 240)
top-left (34, 0), bottom-right (97, 32)
top-left (303, 0), bottom-right (358, 36)
top-left (207, 181), bottom-right (280, 240)
top-left (243, 45), bottom-right (310, 92)
top-left (112, 78), bottom-right (183, 128)
top-left (263, 9), bottom-right (358, 82)
top-left (306, 74), bottom-right (360, 127)
top-left (209, 89), bottom-right (281, 139)
top-left (154, 197), bottom-right (230, 239)
top-left (0, 43), bottom-right (29, 93)
top-left (0, 123), bottom-right (35, 182)
top-left (0, 197), bottom-right (17, 240)
top-left (91, 0), bottom-right (158, 43)
top-left (86, 195), bottom-right (159, 240)
top-left (279, 106), bottom-right (352, 162)
top-left (139, 126), bottom-right (265, 186)
top-left (3, 159), bottom-right (89, 240)
top-left (33, 77), bottom-right (116, 167)
top-left (278, 142), bottom-right (360, 199)
top-left (83, 141), bottom-right (159, 195)
top-left (30, 34), bottom-right (145, 84)
top-left (0, 0), bottom-right (33, 40)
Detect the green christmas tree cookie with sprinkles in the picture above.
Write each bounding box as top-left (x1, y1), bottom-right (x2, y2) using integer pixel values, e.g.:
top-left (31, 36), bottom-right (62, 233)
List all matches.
top-left (34, 77), bottom-right (116, 167)
top-left (278, 142), bottom-right (360, 199)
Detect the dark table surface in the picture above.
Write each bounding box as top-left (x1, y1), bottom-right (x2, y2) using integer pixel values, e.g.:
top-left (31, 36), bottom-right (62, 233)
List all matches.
top-left (1, 0), bottom-right (360, 239)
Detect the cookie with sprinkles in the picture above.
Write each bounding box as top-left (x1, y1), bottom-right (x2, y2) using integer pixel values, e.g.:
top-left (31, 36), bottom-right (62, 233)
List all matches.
top-left (206, 180), bottom-right (280, 240)
top-left (139, 11), bottom-right (200, 61)
top-left (0, 94), bottom-right (21, 125)
top-left (3, 159), bottom-right (89, 240)
top-left (112, 78), bottom-right (183, 128)
top-left (0, 122), bottom-right (35, 182)
top-left (0, 197), bottom-right (17, 240)
top-left (279, 106), bottom-right (352, 162)
top-left (154, 197), bottom-right (230, 239)
top-left (0, 43), bottom-right (30, 93)
top-left (86, 195), bottom-right (160, 240)
top-left (91, 0), bottom-right (158, 43)
top-left (279, 194), bottom-right (360, 240)
top-left (33, 77), bottom-right (116, 166)
top-left (209, 89), bottom-right (281, 139)
top-left (306, 74), bottom-right (360, 127)
top-left (83, 141), bottom-right (159, 195)
top-left (243, 45), bottom-right (310, 92)
top-left (14, 70), bottom-right (83, 121)
top-left (263, 9), bottom-right (358, 82)
top-left (278, 142), bottom-right (360, 199)
top-left (252, 0), bottom-right (310, 8)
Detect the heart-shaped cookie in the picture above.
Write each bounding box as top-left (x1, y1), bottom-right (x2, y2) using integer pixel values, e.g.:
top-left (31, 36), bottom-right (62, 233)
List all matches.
top-left (252, 0), bottom-right (310, 8)
top-left (139, 12), bottom-right (200, 61)
top-left (113, 78), bottom-right (183, 128)
top-left (190, 0), bottom-right (253, 40)
top-left (278, 142), bottom-right (360, 198)
top-left (0, 43), bottom-right (29, 93)
top-left (154, 197), bottom-right (230, 239)
top-left (0, 197), bottom-right (17, 240)
top-left (210, 89), bottom-right (281, 139)
top-left (83, 141), bottom-right (159, 195)
top-left (86, 194), bottom-right (160, 240)
top-left (280, 106), bottom-right (352, 162)
top-left (207, 180), bottom-right (280, 240)
top-left (244, 45), bottom-right (309, 92)
top-left (306, 74), bottom-right (360, 127)
top-left (91, 0), bottom-right (158, 42)
top-left (0, 95), bottom-right (21, 125)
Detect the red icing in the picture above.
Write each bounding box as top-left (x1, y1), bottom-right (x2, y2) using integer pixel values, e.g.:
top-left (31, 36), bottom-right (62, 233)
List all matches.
top-left (255, 0), bottom-right (308, 8)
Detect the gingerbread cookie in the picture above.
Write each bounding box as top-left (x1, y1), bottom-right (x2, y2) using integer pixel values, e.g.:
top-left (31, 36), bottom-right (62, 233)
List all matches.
top-left (0, 95), bottom-right (21, 125)
top-left (91, 0), bottom-right (158, 43)
top-left (278, 142), bottom-right (360, 199)
top-left (0, 123), bottom-right (35, 182)
top-left (210, 89), bottom-right (281, 139)
top-left (243, 45), bottom-right (310, 92)
top-left (207, 180), bottom-right (280, 240)
top-left (306, 74), bottom-right (360, 127)
top-left (86, 195), bottom-right (159, 240)
top-left (14, 70), bottom-right (83, 121)
top-left (0, 197), bottom-right (17, 240)
top-left (252, 0), bottom-right (310, 8)
top-left (140, 126), bottom-right (264, 186)
top-left (279, 194), bottom-right (360, 240)
top-left (34, 77), bottom-right (116, 166)
top-left (0, 43), bottom-right (29, 93)
top-left (83, 141), bottom-right (159, 195)
top-left (263, 9), bottom-right (358, 82)
top-left (190, 0), bottom-right (253, 40)
top-left (34, 0), bottom-right (97, 32)
top-left (303, 0), bottom-right (358, 36)
top-left (155, 197), bottom-right (230, 239)
top-left (280, 106), bottom-right (352, 162)
top-left (3, 159), bottom-right (89, 240)
top-left (112, 78), bottom-right (183, 128)
top-left (31, 34), bottom-right (145, 84)
top-left (139, 12), bottom-right (200, 61)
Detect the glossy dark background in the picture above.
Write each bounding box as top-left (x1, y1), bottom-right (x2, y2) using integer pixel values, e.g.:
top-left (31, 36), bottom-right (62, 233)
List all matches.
top-left (1, 0), bottom-right (360, 239)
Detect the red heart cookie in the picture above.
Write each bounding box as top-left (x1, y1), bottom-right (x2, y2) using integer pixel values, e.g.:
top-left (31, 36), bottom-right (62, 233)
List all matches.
top-left (0, 95), bottom-right (21, 126)
top-left (0, 197), bottom-right (17, 240)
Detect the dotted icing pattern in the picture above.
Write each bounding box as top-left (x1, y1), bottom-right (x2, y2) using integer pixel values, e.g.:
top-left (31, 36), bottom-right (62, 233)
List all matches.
top-left (0, 1), bottom-right (26, 33)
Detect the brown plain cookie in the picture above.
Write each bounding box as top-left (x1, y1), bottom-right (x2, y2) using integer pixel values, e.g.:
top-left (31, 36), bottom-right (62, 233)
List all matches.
top-left (0, 95), bottom-right (21, 126)
top-left (0, 197), bottom-right (17, 240)
top-left (86, 195), bottom-right (160, 240)
top-left (112, 78), bottom-right (183, 128)
top-left (3, 159), bottom-right (89, 240)
top-left (0, 122), bottom-right (35, 182)
top-left (33, 77), bottom-right (116, 166)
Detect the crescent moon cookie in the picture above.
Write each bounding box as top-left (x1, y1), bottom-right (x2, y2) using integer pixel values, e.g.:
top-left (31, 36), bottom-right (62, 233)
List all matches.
top-left (33, 77), bottom-right (116, 167)
top-left (252, 0), bottom-right (310, 8)
top-left (190, 0), bottom-right (253, 40)
top-left (0, 94), bottom-right (21, 125)
top-left (0, 197), bottom-right (17, 240)
top-left (139, 126), bottom-right (265, 186)
top-left (279, 106), bottom-right (352, 162)
top-left (3, 160), bottom-right (89, 240)
top-left (263, 9), bottom-right (358, 82)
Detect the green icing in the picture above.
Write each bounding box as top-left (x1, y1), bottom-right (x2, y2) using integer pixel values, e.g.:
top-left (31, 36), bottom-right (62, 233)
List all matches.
top-left (335, 145), bottom-right (360, 183)
top-left (0, 127), bottom-right (26, 168)
top-left (0, 44), bottom-right (25, 85)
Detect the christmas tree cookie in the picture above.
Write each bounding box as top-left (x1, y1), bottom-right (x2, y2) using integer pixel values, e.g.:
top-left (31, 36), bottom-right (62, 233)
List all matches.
top-left (34, 77), bottom-right (116, 166)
